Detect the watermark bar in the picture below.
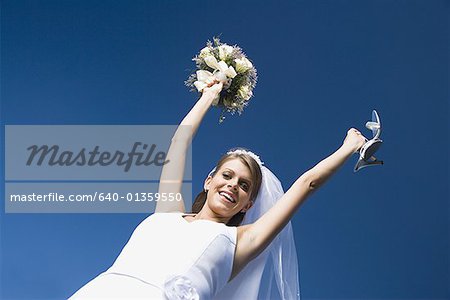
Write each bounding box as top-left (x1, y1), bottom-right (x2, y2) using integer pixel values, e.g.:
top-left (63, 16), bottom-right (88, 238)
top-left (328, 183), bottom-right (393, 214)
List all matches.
top-left (5, 125), bottom-right (193, 213)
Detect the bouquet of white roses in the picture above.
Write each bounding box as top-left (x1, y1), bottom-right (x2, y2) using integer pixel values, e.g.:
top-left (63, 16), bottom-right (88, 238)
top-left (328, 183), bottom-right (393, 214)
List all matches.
top-left (185, 37), bottom-right (257, 122)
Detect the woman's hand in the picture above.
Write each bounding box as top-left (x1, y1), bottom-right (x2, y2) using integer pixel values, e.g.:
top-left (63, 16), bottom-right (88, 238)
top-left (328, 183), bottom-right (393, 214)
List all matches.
top-left (342, 128), bottom-right (367, 154)
top-left (201, 81), bottom-right (223, 102)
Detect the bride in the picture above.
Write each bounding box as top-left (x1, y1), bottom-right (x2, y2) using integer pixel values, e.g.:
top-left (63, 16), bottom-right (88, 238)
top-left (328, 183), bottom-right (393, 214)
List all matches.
top-left (70, 81), bottom-right (366, 299)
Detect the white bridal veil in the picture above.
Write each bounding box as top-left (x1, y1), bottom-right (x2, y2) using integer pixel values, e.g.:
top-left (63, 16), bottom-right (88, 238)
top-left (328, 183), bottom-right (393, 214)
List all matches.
top-left (215, 164), bottom-right (301, 300)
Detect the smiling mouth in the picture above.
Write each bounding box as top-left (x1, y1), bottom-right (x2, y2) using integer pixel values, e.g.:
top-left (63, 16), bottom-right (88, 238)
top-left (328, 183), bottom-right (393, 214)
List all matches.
top-left (219, 191), bottom-right (236, 203)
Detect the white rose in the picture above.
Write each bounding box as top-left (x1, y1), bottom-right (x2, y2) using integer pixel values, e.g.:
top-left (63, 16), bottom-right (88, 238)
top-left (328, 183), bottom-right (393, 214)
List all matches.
top-left (164, 275), bottom-right (199, 300)
top-left (224, 65), bottom-right (237, 78)
top-left (234, 57), bottom-right (253, 73)
top-left (237, 85), bottom-right (253, 100)
top-left (218, 45), bottom-right (234, 60)
top-left (199, 47), bottom-right (211, 58)
top-left (204, 55), bottom-right (220, 70)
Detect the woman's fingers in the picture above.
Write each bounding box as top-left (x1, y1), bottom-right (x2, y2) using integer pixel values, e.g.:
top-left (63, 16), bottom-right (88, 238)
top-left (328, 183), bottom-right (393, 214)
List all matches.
top-left (201, 81), bottom-right (223, 101)
top-left (351, 128), bottom-right (361, 134)
top-left (344, 128), bottom-right (367, 153)
top-left (206, 79), bottom-right (220, 87)
top-left (210, 81), bottom-right (223, 92)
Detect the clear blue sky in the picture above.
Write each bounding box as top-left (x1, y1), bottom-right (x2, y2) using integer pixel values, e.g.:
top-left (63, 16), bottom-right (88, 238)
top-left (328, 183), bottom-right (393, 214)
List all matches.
top-left (1, 0), bottom-right (448, 299)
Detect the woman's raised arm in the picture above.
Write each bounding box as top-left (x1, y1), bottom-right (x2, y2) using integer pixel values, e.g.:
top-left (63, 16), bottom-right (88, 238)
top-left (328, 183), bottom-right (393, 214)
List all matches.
top-left (232, 128), bottom-right (366, 277)
top-left (155, 83), bottom-right (223, 213)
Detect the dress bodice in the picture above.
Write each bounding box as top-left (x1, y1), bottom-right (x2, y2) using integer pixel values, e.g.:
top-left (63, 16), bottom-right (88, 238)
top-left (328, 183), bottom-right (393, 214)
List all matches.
top-left (105, 212), bottom-right (237, 299)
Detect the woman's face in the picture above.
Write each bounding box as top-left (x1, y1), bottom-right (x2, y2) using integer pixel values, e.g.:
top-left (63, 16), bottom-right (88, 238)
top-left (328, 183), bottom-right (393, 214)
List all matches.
top-left (204, 158), bottom-right (254, 218)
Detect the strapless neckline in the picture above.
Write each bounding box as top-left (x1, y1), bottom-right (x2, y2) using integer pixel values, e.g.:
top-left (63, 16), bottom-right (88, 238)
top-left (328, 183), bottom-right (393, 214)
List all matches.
top-left (180, 213), bottom-right (223, 225)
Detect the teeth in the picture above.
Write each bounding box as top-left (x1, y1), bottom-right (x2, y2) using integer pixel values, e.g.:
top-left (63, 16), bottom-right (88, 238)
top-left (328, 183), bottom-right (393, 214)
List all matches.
top-left (220, 192), bottom-right (235, 203)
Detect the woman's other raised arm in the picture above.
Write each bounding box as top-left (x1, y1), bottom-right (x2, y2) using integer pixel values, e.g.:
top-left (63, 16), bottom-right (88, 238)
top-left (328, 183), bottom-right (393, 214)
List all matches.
top-left (155, 83), bottom-right (223, 213)
top-left (232, 128), bottom-right (366, 277)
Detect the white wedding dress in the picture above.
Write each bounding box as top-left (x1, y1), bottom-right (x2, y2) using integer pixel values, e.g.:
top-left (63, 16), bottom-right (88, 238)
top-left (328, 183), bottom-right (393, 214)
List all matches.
top-left (70, 212), bottom-right (237, 299)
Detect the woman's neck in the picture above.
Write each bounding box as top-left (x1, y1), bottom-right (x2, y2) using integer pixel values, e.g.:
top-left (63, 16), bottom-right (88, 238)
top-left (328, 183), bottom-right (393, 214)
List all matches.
top-left (195, 208), bottom-right (230, 224)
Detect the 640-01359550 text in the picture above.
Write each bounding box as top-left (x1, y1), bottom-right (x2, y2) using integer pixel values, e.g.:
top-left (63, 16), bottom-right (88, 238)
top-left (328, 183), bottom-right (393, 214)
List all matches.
top-left (8, 192), bottom-right (183, 202)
